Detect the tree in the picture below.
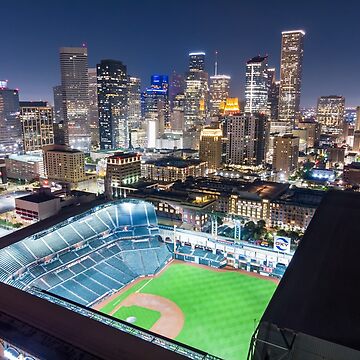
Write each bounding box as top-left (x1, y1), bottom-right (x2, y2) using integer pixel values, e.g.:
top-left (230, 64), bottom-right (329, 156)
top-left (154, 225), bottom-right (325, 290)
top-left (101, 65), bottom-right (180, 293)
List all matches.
top-left (257, 219), bottom-right (266, 229)
top-left (242, 221), bottom-right (256, 241)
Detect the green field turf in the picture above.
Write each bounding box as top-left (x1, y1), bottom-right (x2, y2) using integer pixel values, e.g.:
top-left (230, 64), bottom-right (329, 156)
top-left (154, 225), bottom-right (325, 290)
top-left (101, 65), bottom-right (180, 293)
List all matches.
top-left (100, 262), bottom-right (276, 360)
top-left (113, 305), bottom-right (161, 329)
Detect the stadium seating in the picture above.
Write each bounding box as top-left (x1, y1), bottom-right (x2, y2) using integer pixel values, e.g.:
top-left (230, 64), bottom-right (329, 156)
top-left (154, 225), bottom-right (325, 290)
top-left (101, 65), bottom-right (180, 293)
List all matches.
top-left (0, 200), bottom-right (175, 307)
top-left (174, 245), bottom-right (226, 268)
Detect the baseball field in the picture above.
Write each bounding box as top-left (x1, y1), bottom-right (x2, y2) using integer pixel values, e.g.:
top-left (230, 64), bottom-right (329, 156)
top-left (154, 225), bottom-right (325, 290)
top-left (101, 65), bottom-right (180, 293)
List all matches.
top-left (95, 261), bottom-right (277, 360)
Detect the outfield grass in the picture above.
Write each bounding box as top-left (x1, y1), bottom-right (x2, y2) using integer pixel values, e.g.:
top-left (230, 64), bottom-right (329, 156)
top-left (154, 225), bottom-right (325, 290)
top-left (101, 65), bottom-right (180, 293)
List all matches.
top-left (113, 305), bottom-right (161, 329)
top-left (100, 263), bottom-right (276, 360)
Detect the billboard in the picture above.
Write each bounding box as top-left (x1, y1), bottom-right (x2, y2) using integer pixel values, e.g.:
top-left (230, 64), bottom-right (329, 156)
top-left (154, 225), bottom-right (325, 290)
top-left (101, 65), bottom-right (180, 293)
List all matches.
top-left (274, 236), bottom-right (291, 253)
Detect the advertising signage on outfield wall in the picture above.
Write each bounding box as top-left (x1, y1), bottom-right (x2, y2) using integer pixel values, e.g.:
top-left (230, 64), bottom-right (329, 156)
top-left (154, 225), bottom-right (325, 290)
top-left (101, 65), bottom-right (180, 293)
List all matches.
top-left (274, 236), bottom-right (291, 253)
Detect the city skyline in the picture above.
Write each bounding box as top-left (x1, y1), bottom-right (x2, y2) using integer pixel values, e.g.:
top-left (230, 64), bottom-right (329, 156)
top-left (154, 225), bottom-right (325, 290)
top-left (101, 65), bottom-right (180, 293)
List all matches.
top-left (1, 0), bottom-right (360, 107)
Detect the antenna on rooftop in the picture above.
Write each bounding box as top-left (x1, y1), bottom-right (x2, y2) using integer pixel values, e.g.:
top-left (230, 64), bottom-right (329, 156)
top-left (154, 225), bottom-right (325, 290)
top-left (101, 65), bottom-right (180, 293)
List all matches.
top-left (214, 50), bottom-right (218, 76)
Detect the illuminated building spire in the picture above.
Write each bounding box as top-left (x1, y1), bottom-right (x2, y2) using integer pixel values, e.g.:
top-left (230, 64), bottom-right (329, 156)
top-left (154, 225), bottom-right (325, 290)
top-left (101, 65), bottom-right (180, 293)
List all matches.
top-left (214, 50), bottom-right (218, 76)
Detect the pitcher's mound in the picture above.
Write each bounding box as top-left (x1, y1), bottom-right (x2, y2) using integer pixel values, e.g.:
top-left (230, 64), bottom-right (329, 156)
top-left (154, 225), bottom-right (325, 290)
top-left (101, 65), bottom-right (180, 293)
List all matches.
top-left (126, 316), bottom-right (137, 324)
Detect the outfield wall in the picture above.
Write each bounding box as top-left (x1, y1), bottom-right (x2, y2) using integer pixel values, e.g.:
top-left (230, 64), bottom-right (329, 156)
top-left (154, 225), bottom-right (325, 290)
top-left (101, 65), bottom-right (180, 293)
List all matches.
top-left (159, 226), bottom-right (293, 277)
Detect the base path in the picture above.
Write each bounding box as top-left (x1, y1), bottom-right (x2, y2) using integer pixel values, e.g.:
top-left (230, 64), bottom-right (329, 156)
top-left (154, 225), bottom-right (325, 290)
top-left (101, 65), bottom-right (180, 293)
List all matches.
top-left (119, 293), bottom-right (184, 338)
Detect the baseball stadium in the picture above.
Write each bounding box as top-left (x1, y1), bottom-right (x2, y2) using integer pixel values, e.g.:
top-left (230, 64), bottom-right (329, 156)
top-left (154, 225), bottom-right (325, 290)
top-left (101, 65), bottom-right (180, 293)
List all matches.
top-left (0, 199), bottom-right (278, 359)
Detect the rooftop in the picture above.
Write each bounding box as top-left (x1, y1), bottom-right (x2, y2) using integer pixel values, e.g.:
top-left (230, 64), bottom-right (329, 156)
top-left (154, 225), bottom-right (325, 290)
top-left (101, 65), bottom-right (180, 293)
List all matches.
top-left (19, 101), bottom-right (49, 108)
top-left (282, 29), bottom-right (306, 35)
top-left (145, 156), bottom-right (204, 168)
top-left (178, 178), bottom-right (289, 200)
top-left (108, 152), bottom-right (140, 160)
top-left (345, 162), bottom-right (360, 169)
top-left (247, 55), bottom-right (268, 64)
top-left (43, 145), bottom-right (83, 154)
top-left (0, 282), bottom-right (183, 360)
top-left (259, 190), bottom-right (360, 354)
top-left (8, 153), bottom-right (43, 163)
top-left (17, 192), bottom-right (58, 204)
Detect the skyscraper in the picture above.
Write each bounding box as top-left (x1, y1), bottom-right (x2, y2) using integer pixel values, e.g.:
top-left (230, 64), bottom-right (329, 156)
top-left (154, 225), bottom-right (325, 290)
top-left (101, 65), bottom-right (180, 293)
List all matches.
top-left (209, 75), bottom-right (231, 116)
top-left (20, 101), bottom-right (54, 152)
top-left (245, 56), bottom-right (268, 114)
top-left (170, 94), bottom-right (185, 131)
top-left (53, 85), bottom-right (65, 145)
top-left (147, 75), bottom-right (170, 125)
top-left (59, 47), bottom-right (90, 152)
top-left (88, 68), bottom-right (99, 149)
top-left (188, 52), bottom-right (205, 71)
top-left (317, 96), bottom-right (345, 134)
top-left (127, 76), bottom-right (142, 131)
top-left (267, 68), bottom-right (280, 122)
top-left (355, 106), bottom-right (360, 131)
top-left (223, 113), bottom-right (267, 166)
top-left (53, 85), bottom-right (63, 124)
top-left (199, 127), bottom-right (223, 172)
top-left (97, 59), bottom-right (128, 150)
top-left (278, 30), bottom-right (305, 128)
top-left (220, 98), bottom-right (240, 115)
top-left (184, 52), bottom-right (209, 129)
top-left (169, 71), bottom-right (185, 110)
top-left (272, 134), bottom-right (299, 180)
top-left (143, 75), bottom-right (169, 148)
top-left (0, 80), bottom-right (22, 155)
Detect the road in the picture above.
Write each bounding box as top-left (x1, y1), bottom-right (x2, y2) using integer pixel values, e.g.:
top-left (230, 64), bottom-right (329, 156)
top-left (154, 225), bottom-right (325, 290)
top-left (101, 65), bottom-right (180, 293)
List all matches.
top-left (0, 191), bottom-right (30, 215)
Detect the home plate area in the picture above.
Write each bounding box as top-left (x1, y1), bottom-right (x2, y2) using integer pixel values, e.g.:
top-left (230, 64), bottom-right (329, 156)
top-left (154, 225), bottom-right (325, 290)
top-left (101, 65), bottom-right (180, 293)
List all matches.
top-left (112, 293), bottom-right (184, 338)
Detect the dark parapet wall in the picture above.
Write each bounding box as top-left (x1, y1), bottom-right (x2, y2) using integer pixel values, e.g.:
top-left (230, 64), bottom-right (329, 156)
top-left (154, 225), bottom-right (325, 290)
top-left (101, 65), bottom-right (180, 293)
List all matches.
top-left (250, 190), bottom-right (360, 359)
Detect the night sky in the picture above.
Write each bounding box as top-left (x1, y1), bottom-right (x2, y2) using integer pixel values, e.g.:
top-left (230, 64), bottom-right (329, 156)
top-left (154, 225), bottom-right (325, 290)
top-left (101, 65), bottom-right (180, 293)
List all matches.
top-left (1, 0), bottom-right (359, 107)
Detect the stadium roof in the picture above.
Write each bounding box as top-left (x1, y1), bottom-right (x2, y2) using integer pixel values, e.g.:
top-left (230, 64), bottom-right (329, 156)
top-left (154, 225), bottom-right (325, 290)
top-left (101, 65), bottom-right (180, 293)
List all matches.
top-left (0, 282), bottom-right (185, 360)
top-left (260, 190), bottom-right (360, 352)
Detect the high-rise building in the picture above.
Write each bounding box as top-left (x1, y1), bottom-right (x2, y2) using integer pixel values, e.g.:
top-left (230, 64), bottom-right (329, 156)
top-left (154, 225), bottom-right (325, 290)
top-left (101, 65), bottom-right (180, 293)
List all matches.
top-left (0, 80), bottom-right (22, 155)
top-left (297, 120), bottom-right (321, 149)
top-left (209, 75), bottom-right (231, 116)
top-left (199, 127), bottom-right (223, 172)
top-left (220, 98), bottom-right (240, 115)
top-left (127, 76), bottom-right (142, 131)
top-left (144, 75), bottom-right (169, 148)
top-left (169, 71), bottom-right (185, 110)
top-left (245, 56), bottom-right (268, 114)
top-left (223, 113), bottom-right (267, 166)
top-left (88, 68), bottom-right (99, 149)
top-left (267, 68), bottom-right (279, 122)
top-left (170, 94), bottom-right (185, 131)
top-left (43, 144), bottom-right (86, 183)
top-left (355, 106), bottom-right (360, 131)
top-left (188, 52), bottom-right (206, 71)
top-left (105, 152), bottom-right (141, 199)
top-left (53, 85), bottom-right (65, 145)
top-left (146, 100), bottom-right (165, 148)
top-left (354, 107), bottom-right (360, 149)
top-left (278, 30), bottom-right (305, 128)
top-left (317, 96), bottom-right (345, 134)
top-left (184, 52), bottom-right (209, 129)
top-left (272, 134), bottom-right (299, 180)
top-left (53, 85), bottom-right (63, 124)
top-left (97, 59), bottom-right (128, 150)
top-left (144, 75), bottom-right (170, 126)
top-left (20, 101), bottom-right (54, 152)
top-left (59, 47), bottom-right (90, 152)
